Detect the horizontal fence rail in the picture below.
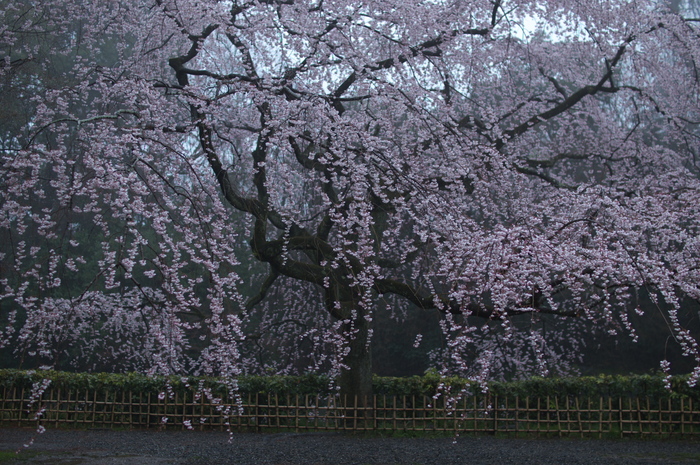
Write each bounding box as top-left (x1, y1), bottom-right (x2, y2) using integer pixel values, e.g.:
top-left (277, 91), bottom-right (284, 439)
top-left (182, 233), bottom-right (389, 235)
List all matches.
top-left (1, 386), bottom-right (698, 437)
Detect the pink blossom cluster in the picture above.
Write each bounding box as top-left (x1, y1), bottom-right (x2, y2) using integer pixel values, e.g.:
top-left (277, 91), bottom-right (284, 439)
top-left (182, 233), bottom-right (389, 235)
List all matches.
top-left (1, 0), bottom-right (699, 400)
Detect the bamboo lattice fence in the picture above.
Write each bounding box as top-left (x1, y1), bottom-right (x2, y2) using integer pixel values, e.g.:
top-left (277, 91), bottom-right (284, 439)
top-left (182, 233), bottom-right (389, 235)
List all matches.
top-left (1, 385), bottom-right (698, 437)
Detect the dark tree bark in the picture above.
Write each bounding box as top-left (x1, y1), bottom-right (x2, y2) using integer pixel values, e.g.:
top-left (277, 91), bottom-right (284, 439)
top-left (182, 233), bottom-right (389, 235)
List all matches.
top-left (337, 307), bottom-right (373, 402)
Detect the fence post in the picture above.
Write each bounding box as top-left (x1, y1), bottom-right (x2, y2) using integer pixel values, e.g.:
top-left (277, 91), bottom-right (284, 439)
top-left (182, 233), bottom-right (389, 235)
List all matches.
top-left (352, 395), bottom-right (357, 430)
top-left (636, 397), bottom-right (642, 435)
top-left (681, 397), bottom-right (685, 435)
top-left (690, 398), bottom-right (694, 435)
top-left (493, 395), bottom-right (498, 434)
top-left (555, 396), bottom-right (561, 438)
top-left (373, 395), bottom-right (377, 431)
top-left (575, 397), bottom-right (582, 437)
top-left (618, 398), bottom-right (623, 438)
top-left (54, 388), bottom-right (60, 428)
top-left (294, 394), bottom-right (298, 432)
top-left (91, 389), bottom-right (97, 428)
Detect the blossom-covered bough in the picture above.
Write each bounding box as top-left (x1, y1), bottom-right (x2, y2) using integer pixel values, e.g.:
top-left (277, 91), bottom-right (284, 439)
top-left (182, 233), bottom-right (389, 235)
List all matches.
top-left (1, 0), bottom-right (700, 403)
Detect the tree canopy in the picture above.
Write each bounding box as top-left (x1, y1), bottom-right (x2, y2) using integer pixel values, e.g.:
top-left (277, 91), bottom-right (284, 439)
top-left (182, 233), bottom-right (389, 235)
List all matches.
top-left (1, 0), bottom-right (700, 397)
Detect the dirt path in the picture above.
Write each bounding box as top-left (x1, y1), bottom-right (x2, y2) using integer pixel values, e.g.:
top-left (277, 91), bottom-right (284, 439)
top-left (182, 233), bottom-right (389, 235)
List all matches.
top-left (1, 427), bottom-right (699, 464)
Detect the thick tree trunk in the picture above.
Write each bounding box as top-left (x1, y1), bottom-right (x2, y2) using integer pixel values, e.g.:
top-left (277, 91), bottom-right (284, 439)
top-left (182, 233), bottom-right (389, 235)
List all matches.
top-left (324, 279), bottom-right (374, 411)
top-left (336, 306), bottom-right (373, 428)
top-left (337, 311), bottom-right (373, 403)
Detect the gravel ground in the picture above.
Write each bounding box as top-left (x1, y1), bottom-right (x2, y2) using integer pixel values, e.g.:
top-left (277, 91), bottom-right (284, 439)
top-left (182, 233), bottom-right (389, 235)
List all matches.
top-left (1, 428), bottom-right (699, 464)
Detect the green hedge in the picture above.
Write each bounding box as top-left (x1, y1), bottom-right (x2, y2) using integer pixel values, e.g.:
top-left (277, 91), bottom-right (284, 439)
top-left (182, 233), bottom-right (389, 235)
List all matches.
top-left (0, 370), bottom-right (332, 397)
top-left (375, 372), bottom-right (700, 400)
top-left (1, 369), bottom-right (698, 400)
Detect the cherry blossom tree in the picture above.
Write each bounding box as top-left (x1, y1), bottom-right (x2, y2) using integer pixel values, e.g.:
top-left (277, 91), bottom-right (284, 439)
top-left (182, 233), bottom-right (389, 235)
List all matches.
top-left (2, 0), bottom-right (700, 400)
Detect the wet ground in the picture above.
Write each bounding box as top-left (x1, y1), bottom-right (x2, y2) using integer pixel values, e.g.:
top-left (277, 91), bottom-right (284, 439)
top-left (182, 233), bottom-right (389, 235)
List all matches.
top-left (1, 427), bottom-right (699, 464)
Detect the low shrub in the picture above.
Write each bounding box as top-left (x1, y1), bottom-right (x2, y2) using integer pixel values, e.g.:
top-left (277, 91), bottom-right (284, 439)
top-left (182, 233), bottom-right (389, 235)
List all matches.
top-left (0, 369), bottom-right (697, 400)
